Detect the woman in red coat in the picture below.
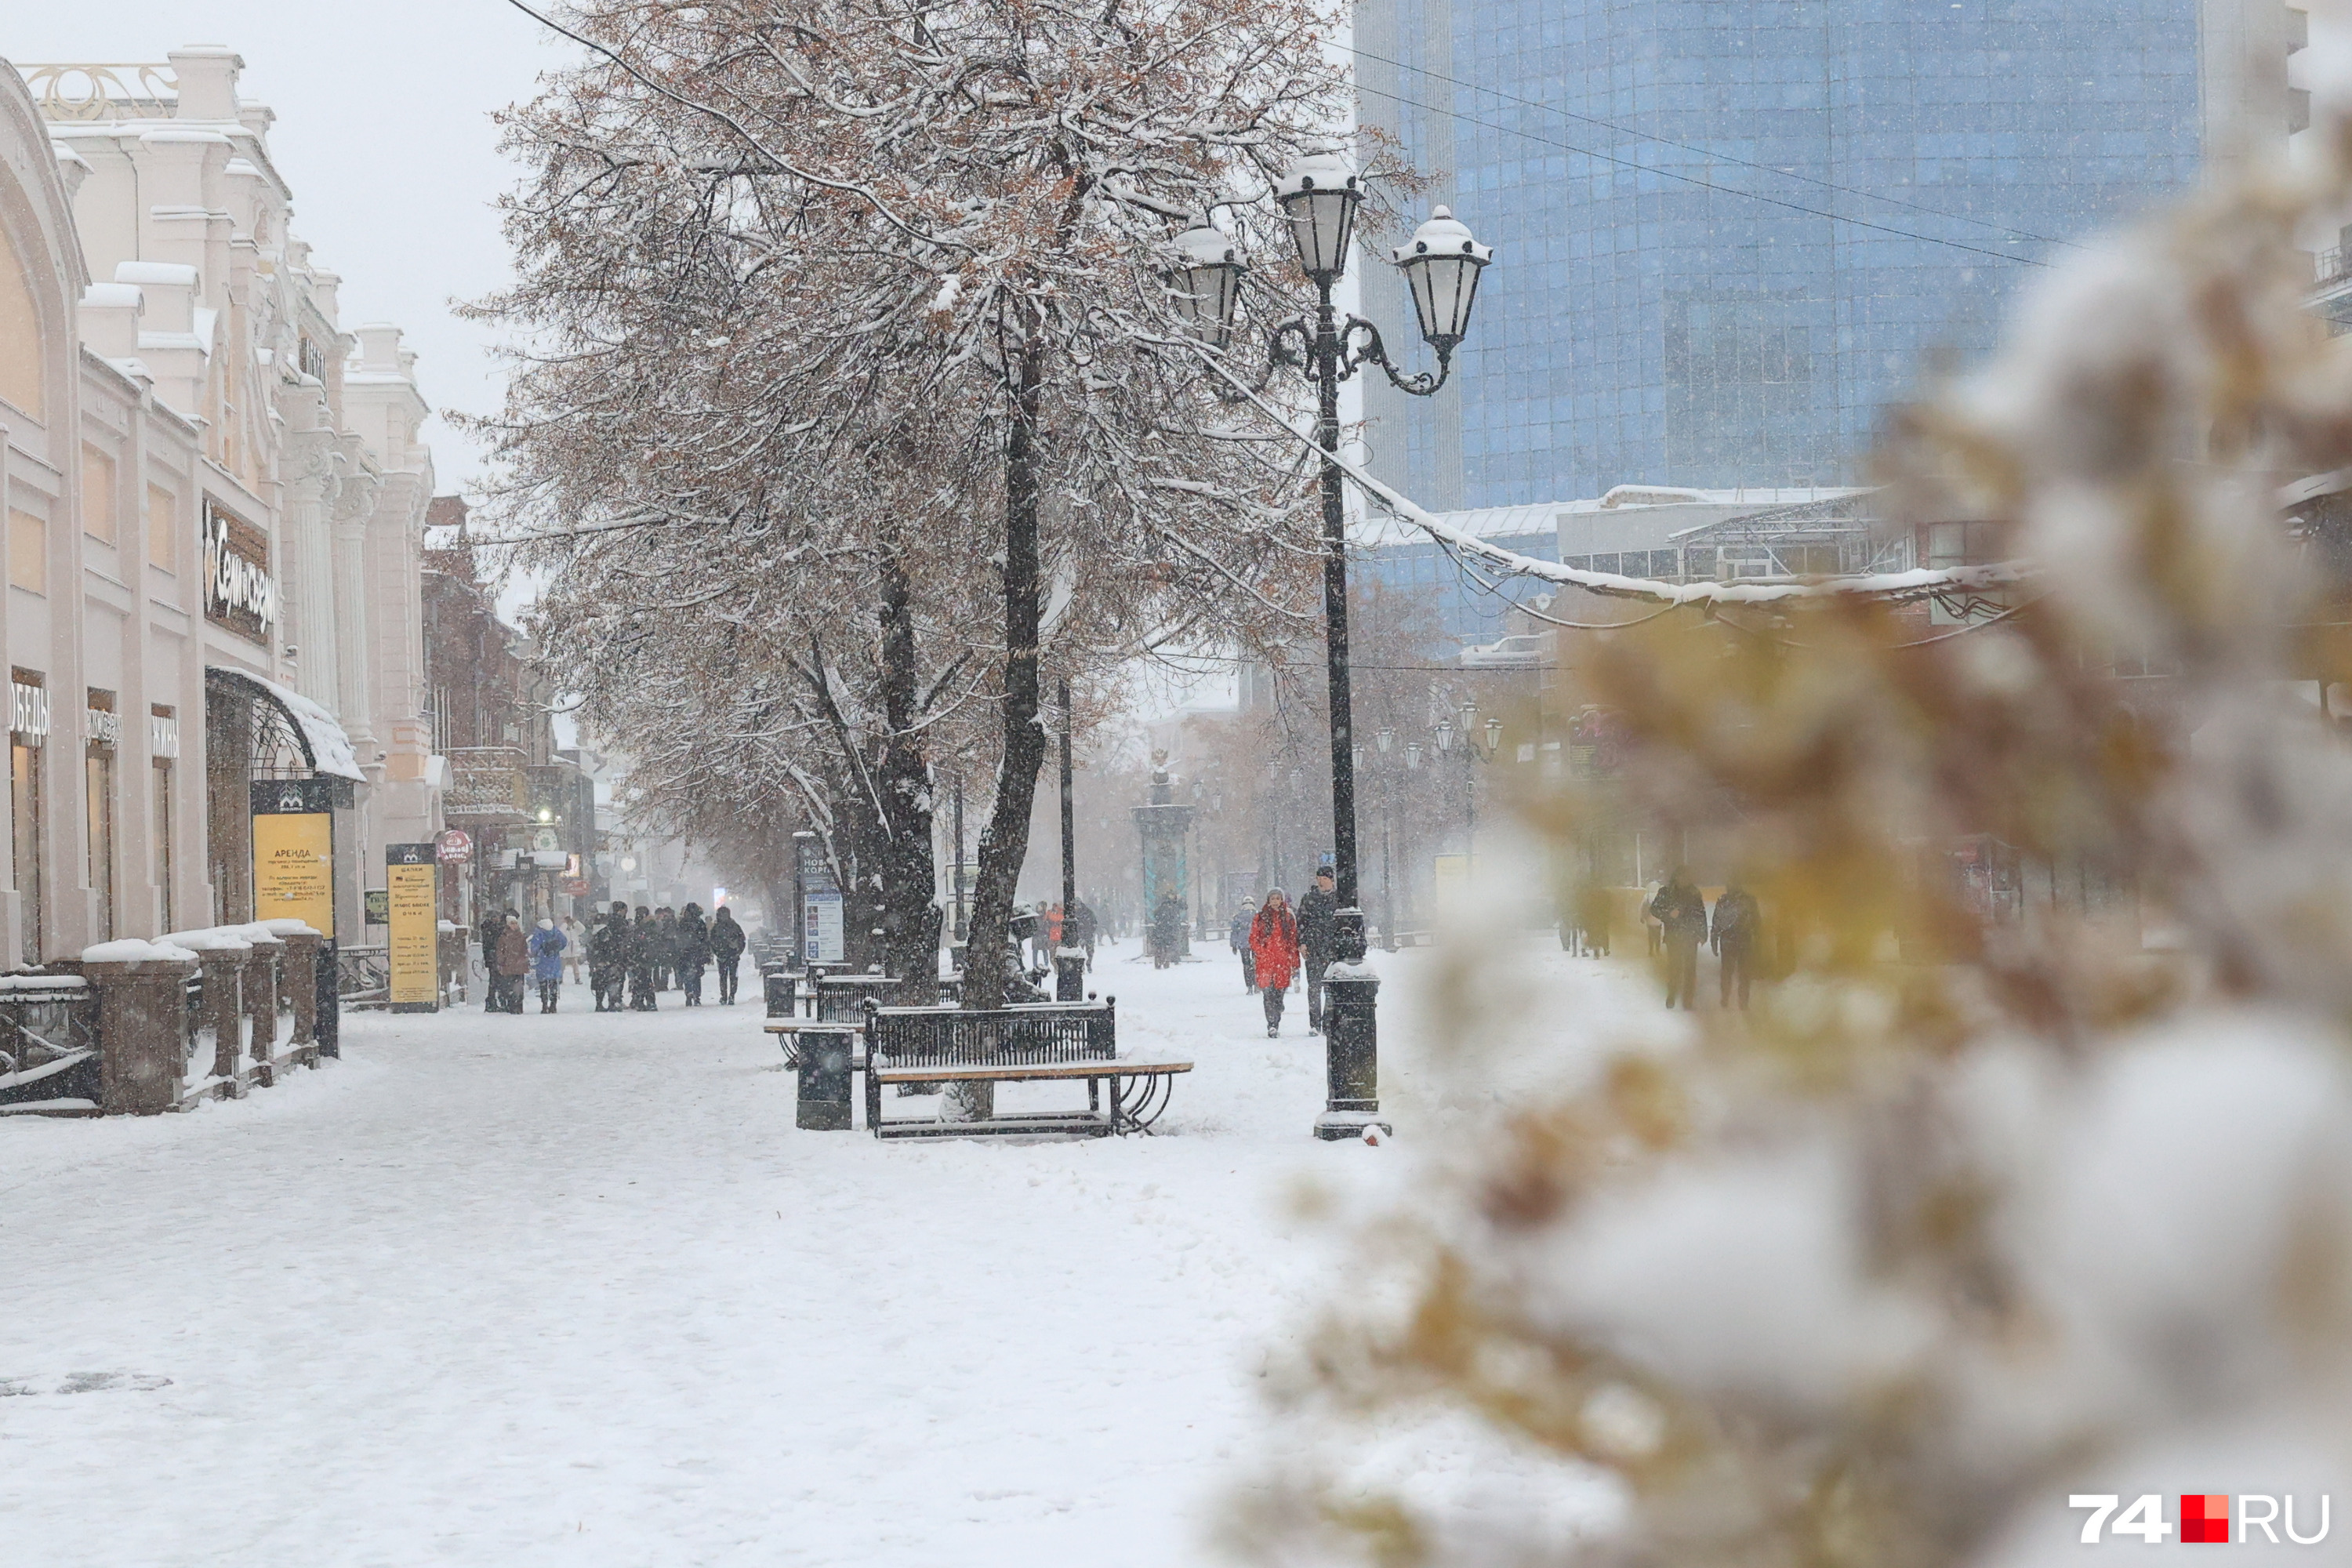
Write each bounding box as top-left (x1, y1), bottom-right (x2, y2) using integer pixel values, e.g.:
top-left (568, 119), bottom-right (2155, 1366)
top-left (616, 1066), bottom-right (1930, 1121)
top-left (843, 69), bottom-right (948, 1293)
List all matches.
top-left (1249, 889), bottom-right (1301, 1037)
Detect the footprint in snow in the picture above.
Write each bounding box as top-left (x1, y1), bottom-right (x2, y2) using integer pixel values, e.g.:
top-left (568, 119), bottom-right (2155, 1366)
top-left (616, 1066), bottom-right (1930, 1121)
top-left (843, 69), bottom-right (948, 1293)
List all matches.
top-left (1, 1372), bottom-right (174, 1396)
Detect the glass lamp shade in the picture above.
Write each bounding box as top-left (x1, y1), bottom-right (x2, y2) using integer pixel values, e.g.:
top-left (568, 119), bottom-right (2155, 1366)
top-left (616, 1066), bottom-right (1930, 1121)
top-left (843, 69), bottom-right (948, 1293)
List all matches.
top-left (1167, 223), bottom-right (1245, 348)
top-left (1392, 205), bottom-right (1494, 348)
top-left (1486, 718), bottom-right (1503, 753)
top-left (1407, 742), bottom-right (1423, 769)
top-left (1276, 152), bottom-right (1362, 281)
top-left (1377, 728), bottom-right (1394, 753)
top-left (1436, 719), bottom-right (1454, 753)
top-left (1460, 699), bottom-right (1479, 728)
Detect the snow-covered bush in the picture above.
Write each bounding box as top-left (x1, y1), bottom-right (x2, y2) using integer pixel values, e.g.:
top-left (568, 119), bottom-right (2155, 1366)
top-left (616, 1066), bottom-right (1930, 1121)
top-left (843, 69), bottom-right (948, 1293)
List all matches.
top-left (1236, 16), bottom-right (2352, 1567)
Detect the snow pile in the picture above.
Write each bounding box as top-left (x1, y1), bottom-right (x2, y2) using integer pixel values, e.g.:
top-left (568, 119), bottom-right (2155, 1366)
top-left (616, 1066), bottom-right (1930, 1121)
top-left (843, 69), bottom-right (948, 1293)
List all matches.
top-left (262, 919), bottom-right (321, 938)
top-left (80, 938), bottom-right (198, 965)
top-left (157, 927), bottom-right (252, 955)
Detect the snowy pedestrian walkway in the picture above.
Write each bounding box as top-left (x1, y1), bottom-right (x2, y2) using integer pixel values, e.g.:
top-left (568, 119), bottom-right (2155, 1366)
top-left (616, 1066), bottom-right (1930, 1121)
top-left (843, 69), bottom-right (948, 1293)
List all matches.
top-left (2, 933), bottom-right (1639, 1566)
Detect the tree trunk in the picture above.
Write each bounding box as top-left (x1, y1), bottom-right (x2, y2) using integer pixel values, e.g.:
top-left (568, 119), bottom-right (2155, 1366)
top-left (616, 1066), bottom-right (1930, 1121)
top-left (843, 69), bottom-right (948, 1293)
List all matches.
top-left (877, 550), bottom-right (942, 1004)
top-left (949, 342), bottom-right (1050, 1123)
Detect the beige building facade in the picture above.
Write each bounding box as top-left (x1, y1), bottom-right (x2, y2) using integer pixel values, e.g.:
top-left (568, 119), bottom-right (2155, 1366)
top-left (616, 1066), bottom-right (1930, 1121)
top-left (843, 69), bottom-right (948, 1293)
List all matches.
top-left (0, 46), bottom-right (440, 963)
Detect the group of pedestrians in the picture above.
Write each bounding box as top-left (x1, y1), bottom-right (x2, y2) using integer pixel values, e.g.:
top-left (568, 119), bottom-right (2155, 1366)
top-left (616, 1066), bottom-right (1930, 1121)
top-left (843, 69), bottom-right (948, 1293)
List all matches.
top-left (1647, 866), bottom-right (1761, 1011)
top-left (1229, 868), bottom-right (1340, 1037)
top-left (476, 901), bottom-right (747, 1014)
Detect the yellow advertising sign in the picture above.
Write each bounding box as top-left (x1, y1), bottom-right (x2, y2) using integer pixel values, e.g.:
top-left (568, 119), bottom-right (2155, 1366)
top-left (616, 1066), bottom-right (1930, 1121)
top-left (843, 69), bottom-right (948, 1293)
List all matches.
top-left (252, 810), bottom-right (334, 938)
top-left (386, 847), bottom-right (437, 1011)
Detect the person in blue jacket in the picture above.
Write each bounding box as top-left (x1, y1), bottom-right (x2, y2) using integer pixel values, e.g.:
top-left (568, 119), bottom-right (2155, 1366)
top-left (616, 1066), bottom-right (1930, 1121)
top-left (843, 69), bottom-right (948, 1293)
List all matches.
top-left (528, 917), bottom-right (569, 1014)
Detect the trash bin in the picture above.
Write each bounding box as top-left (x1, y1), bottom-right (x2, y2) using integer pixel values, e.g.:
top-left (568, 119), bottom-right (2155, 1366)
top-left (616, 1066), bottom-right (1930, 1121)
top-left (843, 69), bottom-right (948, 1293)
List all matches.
top-left (792, 1023), bottom-right (857, 1131)
top-left (763, 966), bottom-right (798, 1018)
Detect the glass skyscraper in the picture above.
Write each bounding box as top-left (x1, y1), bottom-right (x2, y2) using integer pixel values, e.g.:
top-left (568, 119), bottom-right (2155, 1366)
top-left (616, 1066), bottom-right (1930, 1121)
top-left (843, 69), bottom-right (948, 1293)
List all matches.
top-left (1356, 0), bottom-right (2291, 512)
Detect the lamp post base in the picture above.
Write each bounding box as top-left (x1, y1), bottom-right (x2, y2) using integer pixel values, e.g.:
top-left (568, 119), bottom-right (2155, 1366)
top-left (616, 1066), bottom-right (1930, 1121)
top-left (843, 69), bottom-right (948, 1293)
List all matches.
top-left (1313, 1108), bottom-right (1393, 1141)
top-left (1316, 946), bottom-right (1384, 1139)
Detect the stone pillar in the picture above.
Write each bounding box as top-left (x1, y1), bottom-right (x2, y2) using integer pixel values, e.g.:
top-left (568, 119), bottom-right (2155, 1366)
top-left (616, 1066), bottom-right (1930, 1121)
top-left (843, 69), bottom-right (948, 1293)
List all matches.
top-left (198, 949), bottom-right (244, 1087)
top-left (85, 956), bottom-right (198, 1116)
top-left (242, 935), bottom-right (282, 1082)
top-left (281, 930), bottom-right (322, 1062)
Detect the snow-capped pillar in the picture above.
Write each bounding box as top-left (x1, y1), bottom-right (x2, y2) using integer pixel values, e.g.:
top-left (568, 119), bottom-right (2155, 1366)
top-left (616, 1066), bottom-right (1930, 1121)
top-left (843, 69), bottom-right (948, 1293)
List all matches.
top-left (84, 955), bottom-right (198, 1115)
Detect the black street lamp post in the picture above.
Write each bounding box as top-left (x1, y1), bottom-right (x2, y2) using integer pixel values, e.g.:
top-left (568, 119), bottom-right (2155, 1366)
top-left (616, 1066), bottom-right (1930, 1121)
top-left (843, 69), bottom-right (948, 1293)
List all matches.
top-left (1169, 162), bottom-right (1492, 1137)
top-left (1055, 678), bottom-right (1085, 1001)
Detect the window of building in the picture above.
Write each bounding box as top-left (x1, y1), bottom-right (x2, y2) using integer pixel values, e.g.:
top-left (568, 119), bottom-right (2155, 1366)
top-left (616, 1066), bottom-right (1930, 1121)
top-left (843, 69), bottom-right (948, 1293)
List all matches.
top-left (85, 690), bottom-right (116, 944)
top-left (152, 703), bottom-right (177, 935)
top-left (81, 445), bottom-right (117, 545)
top-left (12, 670), bottom-right (45, 965)
top-left (147, 484), bottom-right (176, 570)
top-left (0, 228), bottom-right (42, 422)
top-left (8, 509), bottom-right (45, 593)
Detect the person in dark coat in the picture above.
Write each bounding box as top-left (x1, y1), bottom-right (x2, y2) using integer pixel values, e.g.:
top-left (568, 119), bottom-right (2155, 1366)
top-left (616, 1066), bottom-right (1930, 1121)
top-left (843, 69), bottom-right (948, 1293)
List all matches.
top-left (588, 902), bottom-right (629, 1011)
top-left (1148, 890), bottom-right (1187, 970)
top-left (628, 906), bottom-right (659, 1011)
top-left (1711, 879), bottom-right (1762, 1011)
top-left (652, 907), bottom-right (677, 990)
top-left (480, 913), bottom-right (509, 1013)
top-left (708, 906), bottom-right (746, 1004)
top-left (1296, 869), bottom-right (1338, 1035)
top-left (528, 918), bottom-right (568, 1013)
top-left (1249, 890), bottom-right (1301, 1036)
top-left (1228, 898), bottom-right (1258, 992)
top-left (1065, 897), bottom-right (1098, 963)
top-left (674, 903), bottom-right (713, 1006)
top-left (1649, 867), bottom-right (1708, 1010)
top-left (494, 918), bottom-right (531, 1014)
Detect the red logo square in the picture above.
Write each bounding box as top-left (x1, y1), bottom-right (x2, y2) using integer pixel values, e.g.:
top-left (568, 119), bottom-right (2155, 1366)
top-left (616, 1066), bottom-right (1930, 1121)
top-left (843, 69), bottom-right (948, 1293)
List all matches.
top-left (2182, 1494), bottom-right (2230, 1544)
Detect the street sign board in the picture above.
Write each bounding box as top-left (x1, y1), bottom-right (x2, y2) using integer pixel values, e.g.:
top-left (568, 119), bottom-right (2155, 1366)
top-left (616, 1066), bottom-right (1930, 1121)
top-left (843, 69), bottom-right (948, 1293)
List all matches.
top-left (434, 828), bottom-right (473, 864)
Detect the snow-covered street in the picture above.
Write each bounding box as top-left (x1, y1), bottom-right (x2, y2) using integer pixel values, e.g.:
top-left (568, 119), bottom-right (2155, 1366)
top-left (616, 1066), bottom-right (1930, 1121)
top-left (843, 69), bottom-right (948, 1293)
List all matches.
top-left (2, 936), bottom-right (1625, 1566)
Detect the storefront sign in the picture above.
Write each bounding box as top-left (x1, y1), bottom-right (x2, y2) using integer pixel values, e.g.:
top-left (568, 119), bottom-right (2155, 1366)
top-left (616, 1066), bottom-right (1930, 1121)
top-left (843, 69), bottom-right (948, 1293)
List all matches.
top-left (386, 844), bottom-right (438, 1012)
top-left (250, 779), bottom-right (334, 938)
top-left (364, 890), bottom-right (389, 924)
top-left (434, 827), bottom-right (472, 864)
top-left (204, 500), bottom-right (275, 644)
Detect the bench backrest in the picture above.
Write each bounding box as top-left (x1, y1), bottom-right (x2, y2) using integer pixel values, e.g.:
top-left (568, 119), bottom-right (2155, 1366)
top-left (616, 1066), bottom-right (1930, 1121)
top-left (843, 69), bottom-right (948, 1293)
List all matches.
top-left (866, 1000), bottom-right (1115, 1068)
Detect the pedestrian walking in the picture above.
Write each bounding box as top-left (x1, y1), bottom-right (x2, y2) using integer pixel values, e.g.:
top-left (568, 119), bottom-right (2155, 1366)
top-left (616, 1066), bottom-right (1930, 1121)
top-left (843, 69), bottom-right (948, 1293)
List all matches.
top-left (1577, 881), bottom-right (1613, 957)
top-left (479, 913), bottom-right (508, 1013)
top-left (675, 903), bottom-right (712, 1006)
top-left (529, 917), bottom-right (568, 1013)
top-left (652, 907), bottom-right (678, 990)
top-left (1228, 897), bottom-right (1258, 991)
top-left (1065, 896), bottom-right (1098, 963)
top-left (1249, 890), bottom-right (1300, 1036)
top-left (1649, 867), bottom-right (1708, 1010)
top-left (1297, 869), bottom-right (1338, 1035)
top-left (1711, 878), bottom-right (1761, 1011)
top-left (559, 913), bottom-right (586, 985)
top-left (628, 906), bottom-right (659, 1011)
top-left (589, 902), bottom-right (629, 1011)
top-left (494, 917), bottom-right (531, 1014)
top-left (1149, 889), bottom-right (1186, 970)
top-left (709, 905), bottom-right (746, 1004)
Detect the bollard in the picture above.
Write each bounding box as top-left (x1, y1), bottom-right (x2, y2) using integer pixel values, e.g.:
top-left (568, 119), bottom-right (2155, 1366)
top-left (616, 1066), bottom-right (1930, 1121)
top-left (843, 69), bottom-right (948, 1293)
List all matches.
top-left (84, 956), bottom-right (198, 1116)
top-left (763, 966), bottom-right (797, 1018)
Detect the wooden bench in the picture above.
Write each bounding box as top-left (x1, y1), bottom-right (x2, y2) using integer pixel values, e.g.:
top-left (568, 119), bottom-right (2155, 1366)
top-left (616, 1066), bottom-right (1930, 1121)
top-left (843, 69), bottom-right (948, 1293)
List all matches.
top-left (864, 998), bottom-right (1187, 1138)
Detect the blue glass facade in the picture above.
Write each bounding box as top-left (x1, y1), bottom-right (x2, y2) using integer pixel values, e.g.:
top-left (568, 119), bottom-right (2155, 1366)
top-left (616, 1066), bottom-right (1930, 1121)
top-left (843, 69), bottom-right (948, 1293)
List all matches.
top-left (1356, 0), bottom-right (2206, 508)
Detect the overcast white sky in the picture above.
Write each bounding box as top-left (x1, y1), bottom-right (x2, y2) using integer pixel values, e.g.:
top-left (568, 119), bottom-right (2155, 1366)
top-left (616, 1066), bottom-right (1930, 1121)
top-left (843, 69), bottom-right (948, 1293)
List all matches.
top-left (7, 1), bottom-right (574, 496)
